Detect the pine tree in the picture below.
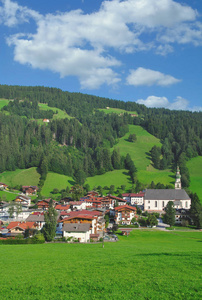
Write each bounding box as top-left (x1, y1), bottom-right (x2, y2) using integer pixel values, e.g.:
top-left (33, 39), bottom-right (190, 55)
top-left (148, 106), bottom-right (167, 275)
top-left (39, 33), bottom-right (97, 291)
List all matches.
top-left (164, 201), bottom-right (175, 226)
top-left (43, 200), bottom-right (58, 241)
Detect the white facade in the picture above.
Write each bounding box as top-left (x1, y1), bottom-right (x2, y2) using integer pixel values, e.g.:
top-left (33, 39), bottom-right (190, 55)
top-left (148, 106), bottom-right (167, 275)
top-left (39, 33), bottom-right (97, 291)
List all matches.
top-left (63, 230), bottom-right (90, 243)
top-left (130, 196), bottom-right (144, 205)
top-left (144, 199), bottom-right (191, 212)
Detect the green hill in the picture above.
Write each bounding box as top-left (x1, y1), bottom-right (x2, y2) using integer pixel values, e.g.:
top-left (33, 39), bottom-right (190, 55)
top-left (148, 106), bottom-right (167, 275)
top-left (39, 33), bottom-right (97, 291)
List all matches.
top-left (187, 156), bottom-right (202, 202)
top-left (98, 107), bottom-right (137, 115)
top-left (41, 172), bottom-right (74, 197)
top-left (38, 103), bottom-right (73, 120)
top-left (0, 167), bottom-right (40, 187)
top-left (0, 99), bottom-right (9, 109)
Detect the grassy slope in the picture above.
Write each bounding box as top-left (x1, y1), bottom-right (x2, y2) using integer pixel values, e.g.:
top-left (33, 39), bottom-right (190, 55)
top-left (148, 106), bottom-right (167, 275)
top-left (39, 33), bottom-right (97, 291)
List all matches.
top-left (87, 125), bottom-right (174, 191)
top-left (0, 99), bottom-right (9, 109)
top-left (187, 156), bottom-right (202, 202)
top-left (98, 107), bottom-right (137, 115)
top-left (0, 167), bottom-right (40, 186)
top-left (0, 231), bottom-right (201, 299)
top-left (0, 168), bottom-right (40, 201)
top-left (41, 172), bottom-right (74, 197)
top-left (39, 103), bottom-right (73, 121)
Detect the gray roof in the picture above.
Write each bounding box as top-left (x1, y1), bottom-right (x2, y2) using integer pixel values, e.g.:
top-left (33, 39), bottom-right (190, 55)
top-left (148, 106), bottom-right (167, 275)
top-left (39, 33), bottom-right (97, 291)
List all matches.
top-left (62, 223), bottom-right (90, 232)
top-left (145, 189), bottom-right (190, 201)
top-left (26, 214), bottom-right (45, 222)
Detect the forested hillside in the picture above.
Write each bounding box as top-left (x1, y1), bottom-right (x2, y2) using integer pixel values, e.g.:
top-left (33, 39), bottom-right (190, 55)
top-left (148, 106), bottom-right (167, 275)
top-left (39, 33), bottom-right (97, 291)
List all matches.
top-left (0, 84), bottom-right (201, 195)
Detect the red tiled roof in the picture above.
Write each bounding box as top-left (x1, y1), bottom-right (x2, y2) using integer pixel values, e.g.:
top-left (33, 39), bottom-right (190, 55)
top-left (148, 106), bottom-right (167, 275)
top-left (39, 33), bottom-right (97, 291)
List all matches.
top-left (114, 205), bottom-right (137, 211)
top-left (55, 204), bottom-right (70, 210)
top-left (69, 201), bottom-right (83, 205)
top-left (7, 222), bottom-right (36, 230)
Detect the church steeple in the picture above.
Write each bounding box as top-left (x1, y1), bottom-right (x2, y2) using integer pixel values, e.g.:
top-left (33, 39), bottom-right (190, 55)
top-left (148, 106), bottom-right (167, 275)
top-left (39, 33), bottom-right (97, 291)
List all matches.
top-left (175, 166), bottom-right (181, 189)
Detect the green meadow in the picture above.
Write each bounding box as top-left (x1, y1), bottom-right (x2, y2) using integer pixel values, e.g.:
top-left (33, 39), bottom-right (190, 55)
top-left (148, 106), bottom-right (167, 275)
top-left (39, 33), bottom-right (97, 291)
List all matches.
top-left (98, 107), bottom-right (137, 115)
top-left (187, 156), bottom-right (202, 202)
top-left (38, 103), bottom-right (73, 121)
top-left (113, 125), bottom-right (174, 186)
top-left (41, 172), bottom-right (73, 197)
top-left (0, 98), bottom-right (9, 109)
top-left (0, 167), bottom-right (40, 187)
top-left (0, 230), bottom-right (201, 299)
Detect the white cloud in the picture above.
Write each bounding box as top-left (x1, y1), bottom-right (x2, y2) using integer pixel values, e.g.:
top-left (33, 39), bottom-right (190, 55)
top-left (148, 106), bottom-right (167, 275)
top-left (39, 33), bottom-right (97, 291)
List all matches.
top-left (0, 0), bottom-right (41, 27)
top-left (136, 95), bottom-right (192, 111)
top-left (1, 0), bottom-right (202, 88)
top-left (126, 68), bottom-right (181, 86)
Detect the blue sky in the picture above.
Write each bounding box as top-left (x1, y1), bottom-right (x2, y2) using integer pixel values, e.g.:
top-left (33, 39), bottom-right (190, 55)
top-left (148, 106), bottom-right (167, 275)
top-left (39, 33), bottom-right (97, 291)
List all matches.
top-left (0, 0), bottom-right (202, 111)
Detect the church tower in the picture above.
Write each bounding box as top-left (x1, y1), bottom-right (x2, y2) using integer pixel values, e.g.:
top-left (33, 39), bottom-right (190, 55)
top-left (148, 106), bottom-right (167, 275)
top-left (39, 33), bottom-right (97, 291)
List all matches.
top-left (175, 166), bottom-right (181, 189)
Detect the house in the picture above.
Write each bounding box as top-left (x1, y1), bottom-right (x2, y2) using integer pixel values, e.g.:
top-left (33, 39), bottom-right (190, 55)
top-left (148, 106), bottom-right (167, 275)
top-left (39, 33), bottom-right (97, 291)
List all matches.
top-left (22, 186), bottom-right (38, 196)
top-left (144, 189), bottom-right (191, 212)
top-left (59, 210), bottom-right (105, 236)
top-left (122, 192), bottom-right (145, 205)
top-left (15, 195), bottom-right (31, 206)
top-left (37, 199), bottom-right (56, 210)
top-left (175, 209), bottom-right (191, 225)
top-left (69, 201), bottom-right (87, 210)
top-left (43, 119), bottom-right (50, 123)
top-left (26, 212), bottom-right (45, 230)
top-left (0, 182), bottom-right (8, 190)
top-left (62, 223), bottom-right (91, 242)
top-left (0, 203), bottom-right (30, 221)
top-left (114, 205), bottom-right (137, 225)
top-left (87, 191), bottom-right (99, 197)
top-left (106, 195), bottom-right (127, 207)
top-left (6, 221), bottom-right (37, 236)
top-left (55, 204), bottom-right (71, 212)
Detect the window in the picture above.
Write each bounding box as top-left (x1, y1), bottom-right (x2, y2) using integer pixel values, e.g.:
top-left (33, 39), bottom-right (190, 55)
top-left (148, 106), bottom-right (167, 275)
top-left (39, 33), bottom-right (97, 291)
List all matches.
top-left (162, 201), bottom-right (164, 208)
top-left (148, 206), bottom-right (150, 209)
top-left (148, 201), bottom-right (150, 203)
top-left (155, 201), bottom-right (157, 207)
top-left (186, 201), bottom-right (188, 208)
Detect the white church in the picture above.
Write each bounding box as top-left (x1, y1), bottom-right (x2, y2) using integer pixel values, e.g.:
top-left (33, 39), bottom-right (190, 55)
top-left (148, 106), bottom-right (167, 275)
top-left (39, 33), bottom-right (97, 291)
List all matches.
top-left (144, 167), bottom-right (191, 212)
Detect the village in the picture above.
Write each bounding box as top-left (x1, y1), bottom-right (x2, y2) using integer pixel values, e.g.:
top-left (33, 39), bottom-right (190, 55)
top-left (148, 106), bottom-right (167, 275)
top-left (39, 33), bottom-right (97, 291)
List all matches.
top-left (0, 167), bottom-right (194, 243)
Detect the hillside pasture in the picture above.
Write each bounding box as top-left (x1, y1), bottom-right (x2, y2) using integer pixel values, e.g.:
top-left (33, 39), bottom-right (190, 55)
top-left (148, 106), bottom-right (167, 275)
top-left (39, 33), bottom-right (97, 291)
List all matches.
top-left (98, 107), bottom-right (137, 115)
top-left (113, 125), bottom-right (174, 187)
top-left (41, 172), bottom-right (73, 197)
top-left (0, 231), bottom-right (201, 299)
top-left (0, 98), bottom-right (9, 109)
top-left (0, 167), bottom-right (40, 187)
top-left (39, 103), bottom-right (73, 121)
top-left (187, 156), bottom-right (202, 202)
top-left (86, 169), bottom-right (131, 192)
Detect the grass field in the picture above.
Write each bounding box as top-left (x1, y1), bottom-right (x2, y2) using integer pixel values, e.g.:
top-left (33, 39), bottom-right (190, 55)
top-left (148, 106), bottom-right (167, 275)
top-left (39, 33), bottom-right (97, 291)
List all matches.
top-left (187, 156), bottom-right (202, 202)
top-left (0, 98), bottom-right (9, 109)
top-left (98, 107), bottom-right (137, 115)
top-left (0, 167), bottom-right (40, 187)
top-left (39, 103), bottom-right (73, 121)
top-left (0, 190), bottom-right (20, 201)
top-left (0, 230), bottom-right (201, 299)
top-left (86, 169), bottom-right (131, 191)
top-left (41, 172), bottom-right (74, 197)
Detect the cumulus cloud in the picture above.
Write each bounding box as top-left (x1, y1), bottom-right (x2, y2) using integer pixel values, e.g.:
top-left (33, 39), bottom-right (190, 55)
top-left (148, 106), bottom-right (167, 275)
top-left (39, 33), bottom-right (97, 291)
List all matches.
top-left (0, 0), bottom-right (41, 26)
top-left (126, 68), bottom-right (181, 86)
top-left (136, 95), bottom-right (191, 111)
top-left (1, 0), bottom-right (202, 88)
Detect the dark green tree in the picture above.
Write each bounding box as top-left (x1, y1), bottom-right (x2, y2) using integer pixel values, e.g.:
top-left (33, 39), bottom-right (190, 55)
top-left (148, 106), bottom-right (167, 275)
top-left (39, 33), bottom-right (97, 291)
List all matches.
top-left (164, 201), bottom-right (175, 226)
top-left (43, 200), bottom-right (58, 241)
top-left (128, 133), bottom-right (137, 142)
top-left (189, 193), bottom-right (202, 229)
top-left (146, 214), bottom-right (158, 227)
